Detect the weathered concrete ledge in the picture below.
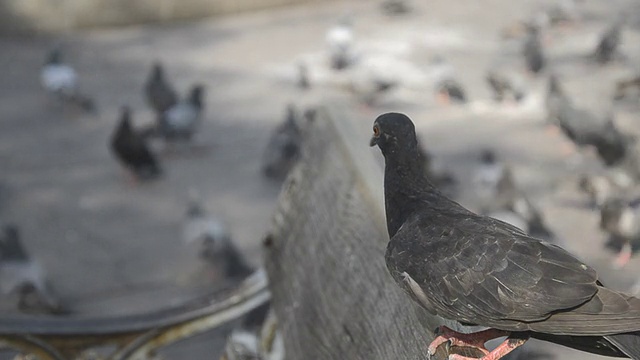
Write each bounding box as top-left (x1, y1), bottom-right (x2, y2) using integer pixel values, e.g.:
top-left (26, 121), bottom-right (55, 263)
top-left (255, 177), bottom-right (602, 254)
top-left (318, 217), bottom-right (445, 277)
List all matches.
top-left (263, 103), bottom-right (480, 360)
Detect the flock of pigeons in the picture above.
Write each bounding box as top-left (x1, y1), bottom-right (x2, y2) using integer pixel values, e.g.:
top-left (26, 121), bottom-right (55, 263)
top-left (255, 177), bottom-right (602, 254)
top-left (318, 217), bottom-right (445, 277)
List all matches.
top-left (0, 46), bottom-right (306, 315)
top-left (4, 2), bottom-right (640, 359)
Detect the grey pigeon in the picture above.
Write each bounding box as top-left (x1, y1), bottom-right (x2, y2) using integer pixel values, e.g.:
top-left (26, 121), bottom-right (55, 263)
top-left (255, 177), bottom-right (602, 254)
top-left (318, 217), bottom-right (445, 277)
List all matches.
top-left (430, 56), bottom-right (467, 104)
top-left (183, 194), bottom-right (254, 280)
top-left (486, 70), bottom-right (526, 103)
top-left (594, 21), bottom-right (623, 64)
top-left (297, 62), bottom-right (311, 90)
top-left (144, 62), bottom-right (178, 115)
top-left (326, 15), bottom-right (354, 70)
top-left (473, 152), bottom-right (555, 241)
top-left (0, 225), bottom-right (66, 314)
top-left (546, 76), bottom-right (630, 166)
top-left (370, 112), bottom-right (640, 360)
top-left (40, 47), bottom-right (96, 113)
top-left (157, 84), bottom-right (205, 141)
top-left (417, 140), bottom-right (457, 198)
top-left (262, 105), bottom-right (302, 180)
top-left (522, 26), bottom-right (545, 74)
top-left (109, 106), bottom-right (162, 181)
top-left (613, 75), bottom-right (640, 100)
top-left (381, 0), bottom-right (411, 15)
top-left (600, 197), bottom-right (640, 268)
top-left (490, 166), bottom-right (555, 241)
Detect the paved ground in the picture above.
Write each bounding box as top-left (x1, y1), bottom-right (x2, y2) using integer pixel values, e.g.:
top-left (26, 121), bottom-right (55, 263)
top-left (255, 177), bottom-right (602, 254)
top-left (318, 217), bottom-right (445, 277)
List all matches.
top-left (1, 0), bottom-right (640, 359)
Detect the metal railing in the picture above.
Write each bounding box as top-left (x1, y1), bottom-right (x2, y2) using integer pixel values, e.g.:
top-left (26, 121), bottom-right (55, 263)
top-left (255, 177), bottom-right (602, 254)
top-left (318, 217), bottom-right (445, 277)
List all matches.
top-left (0, 269), bottom-right (270, 360)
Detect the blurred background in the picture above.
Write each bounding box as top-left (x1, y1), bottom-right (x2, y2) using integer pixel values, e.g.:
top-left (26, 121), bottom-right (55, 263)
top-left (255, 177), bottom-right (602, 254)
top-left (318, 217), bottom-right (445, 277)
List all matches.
top-left (2, 0), bottom-right (640, 359)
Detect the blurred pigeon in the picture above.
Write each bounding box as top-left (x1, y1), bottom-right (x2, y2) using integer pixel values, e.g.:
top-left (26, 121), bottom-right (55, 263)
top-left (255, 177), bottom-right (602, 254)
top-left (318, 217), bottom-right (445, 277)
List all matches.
top-left (0, 225), bottom-right (66, 314)
top-left (486, 70), bottom-right (526, 103)
top-left (381, 0), bottom-right (411, 15)
top-left (546, 76), bottom-right (631, 166)
top-left (545, 0), bottom-right (581, 26)
top-left (430, 56), bottom-right (466, 104)
top-left (474, 153), bottom-right (555, 241)
top-left (417, 141), bottom-right (457, 198)
top-left (297, 62), bottom-right (310, 90)
top-left (545, 74), bottom-right (570, 127)
top-left (326, 15), bottom-right (354, 70)
top-left (222, 324), bottom-right (284, 360)
top-left (613, 75), bottom-right (640, 100)
top-left (40, 47), bottom-right (96, 113)
top-left (436, 79), bottom-right (467, 104)
top-left (472, 150), bottom-right (505, 200)
top-left (371, 112), bottom-right (640, 360)
top-left (184, 193), bottom-right (253, 280)
top-left (594, 20), bottom-right (623, 64)
top-left (109, 106), bottom-right (162, 181)
top-left (578, 171), bottom-right (633, 208)
top-left (522, 25), bottom-right (545, 74)
top-left (600, 197), bottom-right (640, 268)
top-left (491, 166), bottom-right (556, 241)
top-left (156, 84), bottom-right (205, 141)
top-left (262, 105), bottom-right (302, 180)
top-left (144, 62), bottom-right (178, 115)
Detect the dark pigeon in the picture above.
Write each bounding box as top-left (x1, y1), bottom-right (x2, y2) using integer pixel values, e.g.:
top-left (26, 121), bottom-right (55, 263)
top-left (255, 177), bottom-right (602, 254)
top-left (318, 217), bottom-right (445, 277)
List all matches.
top-left (109, 106), bottom-right (162, 181)
top-left (486, 70), bottom-right (526, 103)
top-left (594, 21), bottom-right (623, 64)
top-left (370, 112), bottom-right (640, 360)
top-left (144, 62), bottom-right (178, 115)
top-left (523, 26), bottom-right (545, 74)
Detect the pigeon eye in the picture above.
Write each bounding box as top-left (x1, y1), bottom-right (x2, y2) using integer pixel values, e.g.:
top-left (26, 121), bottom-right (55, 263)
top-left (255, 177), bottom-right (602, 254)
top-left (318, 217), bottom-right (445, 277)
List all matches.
top-left (373, 126), bottom-right (380, 137)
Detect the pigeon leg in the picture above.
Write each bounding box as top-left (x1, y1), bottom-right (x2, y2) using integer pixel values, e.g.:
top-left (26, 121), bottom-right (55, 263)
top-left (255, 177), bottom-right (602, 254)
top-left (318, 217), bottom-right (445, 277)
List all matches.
top-left (544, 124), bottom-right (561, 136)
top-left (448, 335), bottom-right (529, 360)
top-left (428, 326), bottom-right (509, 357)
top-left (436, 91), bottom-right (451, 106)
top-left (613, 241), bottom-right (633, 269)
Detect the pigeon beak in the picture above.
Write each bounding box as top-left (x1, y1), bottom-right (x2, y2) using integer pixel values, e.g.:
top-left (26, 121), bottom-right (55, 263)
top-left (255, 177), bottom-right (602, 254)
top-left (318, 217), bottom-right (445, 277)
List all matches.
top-left (369, 136), bottom-right (378, 147)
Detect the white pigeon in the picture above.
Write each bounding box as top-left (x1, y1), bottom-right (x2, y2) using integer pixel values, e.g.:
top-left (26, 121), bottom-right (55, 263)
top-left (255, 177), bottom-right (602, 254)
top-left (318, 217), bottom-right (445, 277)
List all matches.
top-left (326, 15), bottom-right (354, 69)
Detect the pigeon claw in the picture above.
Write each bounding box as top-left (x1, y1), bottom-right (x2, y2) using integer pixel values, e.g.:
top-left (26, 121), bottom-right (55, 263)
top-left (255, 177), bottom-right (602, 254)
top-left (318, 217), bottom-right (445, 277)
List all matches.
top-left (447, 334), bottom-right (528, 360)
top-left (428, 326), bottom-right (512, 359)
top-left (612, 242), bottom-right (633, 269)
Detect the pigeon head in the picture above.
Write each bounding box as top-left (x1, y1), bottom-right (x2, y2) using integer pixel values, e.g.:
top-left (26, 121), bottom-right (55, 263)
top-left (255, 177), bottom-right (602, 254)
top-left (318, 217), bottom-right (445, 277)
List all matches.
top-left (117, 106), bottom-right (133, 132)
top-left (45, 48), bottom-right (62, 65)
top-left (600, 198), bottom-right (627, 233)
top-left (151, 62), bottom-right (165, 79)
top-left (480, 149), bottom-right (497, 164)
top-left (548, 74), bottom-right (562, 94)
top-left (189, 84), bottom-right (205, 108)
top-left (369, 112), bottom-right (418, 157)
top-left (1, 224), bottom-right (28, 261)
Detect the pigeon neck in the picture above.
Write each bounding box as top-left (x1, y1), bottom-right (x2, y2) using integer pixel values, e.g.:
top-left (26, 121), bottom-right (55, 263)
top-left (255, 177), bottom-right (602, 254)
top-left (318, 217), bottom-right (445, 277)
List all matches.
top-left (383, 146), bottom-right (439, 238)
